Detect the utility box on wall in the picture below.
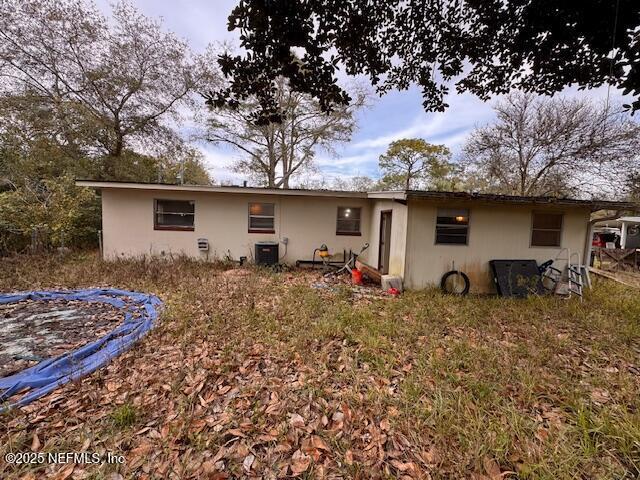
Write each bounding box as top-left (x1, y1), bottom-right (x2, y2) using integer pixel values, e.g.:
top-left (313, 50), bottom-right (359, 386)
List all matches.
top-left (255, 242), bottom-right (279, 265)
top-left (197, 238), bottom-right (209, 251)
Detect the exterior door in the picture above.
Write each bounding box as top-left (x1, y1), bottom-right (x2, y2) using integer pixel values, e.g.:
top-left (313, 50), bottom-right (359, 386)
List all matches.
top-left (378, 211), bottom-right (392, 274)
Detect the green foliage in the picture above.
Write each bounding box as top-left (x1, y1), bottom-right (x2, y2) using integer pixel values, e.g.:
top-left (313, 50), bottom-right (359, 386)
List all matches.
top-left (378, 138), bottom-right (457, 190)
top-left (160, 149), bottom-right (213, 186)
top-left (0, 176), bottom-right (100, 252)
top-left (215, 1), bottom-right (640, 122)
top-left (0, 0), bottom-right (215, 254)
top-left (0, 139), bottom-right (211, 253)
top-left (93, 148), bottom-right (212, 185)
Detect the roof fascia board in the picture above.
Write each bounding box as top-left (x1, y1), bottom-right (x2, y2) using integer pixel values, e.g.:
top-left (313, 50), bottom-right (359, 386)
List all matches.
top-left (75, 181), bottom-right (368, 198)
top-left (404, 191), bottom-right (636, 211)
top-left (366, 191), bottom-right (407, 200)
top-left (74, 181), bottom-right (636, 211)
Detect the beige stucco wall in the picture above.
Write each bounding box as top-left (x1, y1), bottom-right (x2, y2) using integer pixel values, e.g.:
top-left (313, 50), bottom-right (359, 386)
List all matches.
top-left (100, 188), bottom-right (592, 293)
top-left (404, 199), bottom-right (591, 293)
top-left (101, 189), bottom-right (371, 265)
top-left (367, 200), bottom-right (408, 277)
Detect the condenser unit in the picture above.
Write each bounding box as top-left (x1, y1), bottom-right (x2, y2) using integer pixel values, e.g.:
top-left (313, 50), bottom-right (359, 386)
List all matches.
top-left (255, 242), bottom-right (279, 265)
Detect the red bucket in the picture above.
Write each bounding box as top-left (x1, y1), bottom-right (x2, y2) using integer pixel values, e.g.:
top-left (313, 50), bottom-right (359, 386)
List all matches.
top-left (351, 268), bottom-right (363, 285)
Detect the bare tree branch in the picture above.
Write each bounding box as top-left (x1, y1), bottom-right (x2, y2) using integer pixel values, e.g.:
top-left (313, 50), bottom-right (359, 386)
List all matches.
top-left (0, 0), bottom-right (219, 175)
top-left (462, 92), bottom-right (640, 198)
top-left (203, 76), bottom-right (368, 188)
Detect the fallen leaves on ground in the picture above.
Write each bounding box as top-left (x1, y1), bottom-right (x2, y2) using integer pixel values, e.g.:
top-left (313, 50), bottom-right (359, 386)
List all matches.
top-left (0, 255), bottom-right (638, 479)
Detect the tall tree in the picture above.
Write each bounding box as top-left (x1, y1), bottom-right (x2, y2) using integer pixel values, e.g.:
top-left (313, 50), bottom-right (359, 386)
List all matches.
top-left (0, 0), bottom-right (215, 177)
top-left (0, 129), bottom-right (212, 253)
top-left (205, 77), bottom-right (366, 188)
top-left (379, 139), bottom-right (453, 190)
top-left (0, 0), bottom-right (215, 253)
top-left (461, 93), bottom-right (640, 197)
top-left (212, 1), bottom-right (640, 122)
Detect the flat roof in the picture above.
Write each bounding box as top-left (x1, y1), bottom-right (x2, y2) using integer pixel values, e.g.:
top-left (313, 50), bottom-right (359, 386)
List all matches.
top-left (75, 180), bottom-right (368, 198)
top-left (403, 190), bottom-right (636, 211)
top-left (75, 180), bottom-right (637, 211)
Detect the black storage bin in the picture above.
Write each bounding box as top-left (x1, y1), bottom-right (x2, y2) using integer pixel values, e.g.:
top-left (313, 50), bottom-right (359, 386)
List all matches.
top-left (255, 242), bottom-right (279, 265)
top-left (489, 259), bottom-right (544, 298)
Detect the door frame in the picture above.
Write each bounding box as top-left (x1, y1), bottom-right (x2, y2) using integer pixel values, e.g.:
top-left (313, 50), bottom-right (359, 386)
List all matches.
top-left (378, 210), bottom-right (393, 273)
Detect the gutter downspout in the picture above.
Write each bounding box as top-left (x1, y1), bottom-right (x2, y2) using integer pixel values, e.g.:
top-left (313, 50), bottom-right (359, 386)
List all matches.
top-left (583, 210), bottom-right (622, 268)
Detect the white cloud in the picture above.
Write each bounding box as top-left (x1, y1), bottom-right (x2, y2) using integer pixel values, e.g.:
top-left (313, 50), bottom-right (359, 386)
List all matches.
top-left (351, 119), bottom-right (439, 149)
top-left (350, 93), bottom-right (494, 152)
top-left (198, 144), bottom-right (244, 184)
top-left (315, 153), bottom-right (374, 167)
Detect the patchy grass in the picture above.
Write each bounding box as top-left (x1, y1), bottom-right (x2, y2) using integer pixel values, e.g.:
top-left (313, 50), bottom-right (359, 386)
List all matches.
top-left (110, 403), bottom-right (138, 430)
top-left (0, 252), bottom-right (639, 479)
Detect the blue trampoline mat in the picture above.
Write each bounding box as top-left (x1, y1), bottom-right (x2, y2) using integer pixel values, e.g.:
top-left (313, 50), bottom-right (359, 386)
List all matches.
top-left (0, 288), bottom-right (162, 411)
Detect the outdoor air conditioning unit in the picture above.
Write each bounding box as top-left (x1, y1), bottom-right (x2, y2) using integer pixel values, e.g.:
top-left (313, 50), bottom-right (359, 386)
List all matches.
top-left (255, 242), bottom-right (279, 265)
top-left (197, 238), bottom-right (209, 251)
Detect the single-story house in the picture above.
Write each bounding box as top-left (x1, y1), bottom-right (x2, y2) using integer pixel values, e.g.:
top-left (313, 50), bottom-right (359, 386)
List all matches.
top-left (76, 180), bottom-right (634, 293)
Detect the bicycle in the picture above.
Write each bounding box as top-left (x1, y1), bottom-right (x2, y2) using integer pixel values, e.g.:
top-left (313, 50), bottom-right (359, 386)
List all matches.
top-left (324, 243), bottom-right (370, 277)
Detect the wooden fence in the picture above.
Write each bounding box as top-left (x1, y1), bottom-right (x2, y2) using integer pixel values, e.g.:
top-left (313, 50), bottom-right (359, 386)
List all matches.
top-left (593, 247), bottom-right (639, 271)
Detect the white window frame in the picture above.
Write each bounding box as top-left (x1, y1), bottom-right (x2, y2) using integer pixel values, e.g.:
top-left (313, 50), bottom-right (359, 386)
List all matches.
top-left (336, 206), bottom-right (362, 235)
top-left (248, 202), bottom-right (275, 233)
top-left (434, 208), bottom-right (470, 245)
top-left (530, 212), bottom-right (563, 247)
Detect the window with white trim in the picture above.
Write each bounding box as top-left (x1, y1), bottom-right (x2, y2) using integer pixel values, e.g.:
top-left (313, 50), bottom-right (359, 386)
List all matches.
top-left (336, 207), bottom-right (362, 235)
top-left (531, 212), bottom-right (563, 247)
top-left (248, 203), bottom-right (275, 232)
top-left (435, 208), bottom-right (469, 244)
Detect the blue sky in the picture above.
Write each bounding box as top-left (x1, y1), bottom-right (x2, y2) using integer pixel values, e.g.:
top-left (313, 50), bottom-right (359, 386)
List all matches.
top-left (97, 0), bottom-right (626, 185)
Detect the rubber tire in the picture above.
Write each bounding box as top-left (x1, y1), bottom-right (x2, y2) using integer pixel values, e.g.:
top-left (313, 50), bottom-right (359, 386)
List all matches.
top-left (440, 270), bottom-right (470, 295)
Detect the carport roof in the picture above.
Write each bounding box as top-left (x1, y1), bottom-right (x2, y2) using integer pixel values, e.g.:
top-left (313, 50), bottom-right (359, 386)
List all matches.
top-left (368, 190), bottom-right (637, 211)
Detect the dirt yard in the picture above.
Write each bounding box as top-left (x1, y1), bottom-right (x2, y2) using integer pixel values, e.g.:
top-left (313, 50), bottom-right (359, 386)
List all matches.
top-left (1, 253), bottom-right (639, 479)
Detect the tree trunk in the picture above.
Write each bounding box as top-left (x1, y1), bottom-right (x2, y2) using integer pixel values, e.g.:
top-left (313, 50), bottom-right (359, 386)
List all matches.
top-left (267, 169), bottom-right (276, 188)
top-left (102, 155), bottom-right (118, 180)
top-left (405, 166), bottom-right (413, 190)
top-left (113, 131), bottom-right (124, 157)
top-left (103, 130), bottom-right (124, 180)
top-left (519, 170), bottom-right (527, 196)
